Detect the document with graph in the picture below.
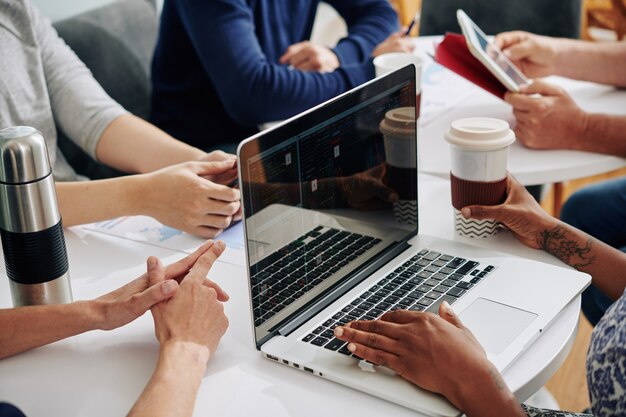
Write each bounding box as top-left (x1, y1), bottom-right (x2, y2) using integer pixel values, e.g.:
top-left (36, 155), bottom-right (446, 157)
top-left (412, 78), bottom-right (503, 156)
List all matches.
top-left (82, 216), bottom-right (245, 266)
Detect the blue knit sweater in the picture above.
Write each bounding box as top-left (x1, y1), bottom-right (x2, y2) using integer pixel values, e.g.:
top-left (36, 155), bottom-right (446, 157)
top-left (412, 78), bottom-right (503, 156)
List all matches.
top-left (150, 0), bottom-right (398, 149)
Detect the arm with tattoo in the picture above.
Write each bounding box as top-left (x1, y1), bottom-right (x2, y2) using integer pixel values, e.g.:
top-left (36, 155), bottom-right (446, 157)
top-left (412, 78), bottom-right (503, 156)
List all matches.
top-left (539, 225), bottom-right (596, 270)
top-left (538, 223), bottom-right (626, 301)
top-left (462, 175), bottom-right (626, 302)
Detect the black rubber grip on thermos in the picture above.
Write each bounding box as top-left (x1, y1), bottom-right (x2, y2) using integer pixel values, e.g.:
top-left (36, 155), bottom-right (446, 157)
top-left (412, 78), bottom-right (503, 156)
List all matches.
top-left (0, 221), bottom-right (69, 284)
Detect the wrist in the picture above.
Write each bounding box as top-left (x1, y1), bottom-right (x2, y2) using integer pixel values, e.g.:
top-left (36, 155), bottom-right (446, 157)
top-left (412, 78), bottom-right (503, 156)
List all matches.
top-left (159, 340), bottom-right (211, 373)
top-left (84, 300), bottom-right (108, 331)
top-left (551, 38), bottom-right (576, 77)
top-left (534, 214), bottom-right (561, 240)
top-left (123, 173), bottom-right (152, 217)
top-left (447, 362), bottom-right (523, 417)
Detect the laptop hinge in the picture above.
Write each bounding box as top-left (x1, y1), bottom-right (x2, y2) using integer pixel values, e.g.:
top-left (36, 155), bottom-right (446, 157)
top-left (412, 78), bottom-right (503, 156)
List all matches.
top-left (276, 240), bottom-right (412, 337)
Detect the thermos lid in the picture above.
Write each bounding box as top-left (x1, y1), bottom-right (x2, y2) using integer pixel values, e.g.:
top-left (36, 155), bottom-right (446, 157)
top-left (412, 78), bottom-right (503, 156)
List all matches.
top-left (0, 126), bottom-right (51, 184)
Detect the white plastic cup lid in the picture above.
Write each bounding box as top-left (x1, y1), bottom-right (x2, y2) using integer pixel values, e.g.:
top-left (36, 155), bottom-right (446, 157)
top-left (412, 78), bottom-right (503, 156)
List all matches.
top-left (445, 118), bottom-right (515, 151)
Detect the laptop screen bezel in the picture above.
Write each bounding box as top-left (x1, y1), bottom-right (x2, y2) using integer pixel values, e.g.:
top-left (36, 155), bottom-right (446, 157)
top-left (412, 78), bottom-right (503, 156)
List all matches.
top-left (237, 65), bottom-right (418, 349)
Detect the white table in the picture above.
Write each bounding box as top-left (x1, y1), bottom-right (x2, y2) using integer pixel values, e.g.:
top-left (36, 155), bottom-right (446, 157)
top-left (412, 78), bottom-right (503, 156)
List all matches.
top-left (0, 175), bottom-right (580, 416)
top-left (415, 37), bottom-right (626, 185)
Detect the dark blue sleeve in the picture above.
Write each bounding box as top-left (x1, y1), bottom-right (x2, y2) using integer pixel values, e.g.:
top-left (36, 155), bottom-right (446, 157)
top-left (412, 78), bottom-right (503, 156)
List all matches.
top-left (327, 0), bottom-right (399, 65)
top-left (173, 0), bottom-right (376, 126)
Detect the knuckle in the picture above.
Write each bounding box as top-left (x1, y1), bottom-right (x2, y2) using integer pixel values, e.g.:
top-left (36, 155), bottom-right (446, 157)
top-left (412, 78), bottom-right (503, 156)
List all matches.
top-left (197, 255), bottom-right (214, 270)
top-left (226, 202), bottom-right (239, 215)
top-left (206, 228), bottom-right (221, 239)
top-left (226, 188), bottom-right (240, 201)
top-left (370, 320), bottom-right (379, 332)
top-left (367, 333), bottom-right (378, 347)
top-left (535, 102), bottom-right (548, 113)
top-left (394, 361), bottom-right (406, 377)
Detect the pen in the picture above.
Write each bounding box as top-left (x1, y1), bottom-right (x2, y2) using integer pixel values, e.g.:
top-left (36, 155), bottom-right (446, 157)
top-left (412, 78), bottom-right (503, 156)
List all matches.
top-left (404, 11), bottom-right (420, 37)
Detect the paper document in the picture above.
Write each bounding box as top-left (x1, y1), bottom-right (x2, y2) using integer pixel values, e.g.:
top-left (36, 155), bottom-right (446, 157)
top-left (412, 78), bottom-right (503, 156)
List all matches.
top-left (419, 58), bottom-right (475, 127)
top-left (83, 216), bottom-right (245, 266)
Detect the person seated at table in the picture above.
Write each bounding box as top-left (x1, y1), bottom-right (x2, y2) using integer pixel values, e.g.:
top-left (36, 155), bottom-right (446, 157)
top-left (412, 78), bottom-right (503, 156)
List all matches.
top-left (496, 31), bottom-right (626, 325)
top-left (150, 0), bottom-right (415, 151)
top-left (1, 0), bottom-right (240, 239)
top-left (334, 175), bottom-right (626, 417)
top-left (0, 240), bottom-right (229, 417)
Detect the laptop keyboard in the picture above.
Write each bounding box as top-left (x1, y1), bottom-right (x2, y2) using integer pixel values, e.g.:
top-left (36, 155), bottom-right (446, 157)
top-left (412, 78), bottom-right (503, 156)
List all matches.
top-left (251, 226), bottom-right (382, 327)
top-left (301, 249), bottom-right (496, 355)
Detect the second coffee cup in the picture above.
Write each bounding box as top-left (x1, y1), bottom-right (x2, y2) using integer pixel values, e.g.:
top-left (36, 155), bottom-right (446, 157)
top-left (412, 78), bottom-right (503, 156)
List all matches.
top-left (445, 118), bottom-right (515, 238)
top-left (380, 106), bottom-right (417, 224)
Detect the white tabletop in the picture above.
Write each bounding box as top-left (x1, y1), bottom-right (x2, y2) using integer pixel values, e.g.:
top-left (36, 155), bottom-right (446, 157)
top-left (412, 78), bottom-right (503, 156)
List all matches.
top-left (0, 175), bottom-right (580, 416)
top-left (415, 37), bottom-right (626, 185)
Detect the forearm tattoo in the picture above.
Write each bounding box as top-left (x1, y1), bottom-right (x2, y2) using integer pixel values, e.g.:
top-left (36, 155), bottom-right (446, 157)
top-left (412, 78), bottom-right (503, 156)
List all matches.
top-left (488, 365), bottom-right (506, 391)
top-left (539, 225), bottom-right (596, 270)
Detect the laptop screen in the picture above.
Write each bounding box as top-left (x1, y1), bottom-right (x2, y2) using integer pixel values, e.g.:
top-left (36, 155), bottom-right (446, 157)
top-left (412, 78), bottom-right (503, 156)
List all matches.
top-left (238, 66), bottom-right (418, 346)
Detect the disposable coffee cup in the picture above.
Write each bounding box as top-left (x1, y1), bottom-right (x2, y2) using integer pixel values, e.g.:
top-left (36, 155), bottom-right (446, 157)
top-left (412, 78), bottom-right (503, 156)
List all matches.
top-left (380, 106), bottom-right (417, 224)
top-left (444, 118), bottom-right (515, 238)
top-left (373, 53), bottom-right (423, 119)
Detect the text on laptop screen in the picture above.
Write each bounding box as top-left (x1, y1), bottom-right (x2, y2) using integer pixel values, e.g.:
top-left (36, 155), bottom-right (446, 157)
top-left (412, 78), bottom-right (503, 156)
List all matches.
top-left (239, 68), bottom-right (418, 344)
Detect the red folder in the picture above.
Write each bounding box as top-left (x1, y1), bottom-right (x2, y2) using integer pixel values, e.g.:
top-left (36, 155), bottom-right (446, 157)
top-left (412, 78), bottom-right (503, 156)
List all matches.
top-left (434, 33), bottom-right (507, 99)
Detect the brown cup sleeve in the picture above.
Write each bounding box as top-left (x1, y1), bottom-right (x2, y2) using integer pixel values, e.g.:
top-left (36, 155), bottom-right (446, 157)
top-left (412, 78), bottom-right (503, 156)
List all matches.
top-left (450, 173), bottom-right (507, 210)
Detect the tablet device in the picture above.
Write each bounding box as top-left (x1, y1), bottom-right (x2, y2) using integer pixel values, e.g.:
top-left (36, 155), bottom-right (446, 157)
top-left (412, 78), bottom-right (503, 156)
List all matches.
top-left (456, 9), bottom-right (530, 92)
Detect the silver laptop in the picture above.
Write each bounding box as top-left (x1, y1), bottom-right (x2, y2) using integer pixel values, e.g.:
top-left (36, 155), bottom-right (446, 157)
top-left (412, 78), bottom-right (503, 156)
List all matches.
top-left (236, 66), bottom-right (590, 416)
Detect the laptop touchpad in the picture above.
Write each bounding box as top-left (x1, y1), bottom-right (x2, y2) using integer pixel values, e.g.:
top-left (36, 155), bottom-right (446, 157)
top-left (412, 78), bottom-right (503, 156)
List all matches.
top-left (458, 298), bottom-right (538, 355)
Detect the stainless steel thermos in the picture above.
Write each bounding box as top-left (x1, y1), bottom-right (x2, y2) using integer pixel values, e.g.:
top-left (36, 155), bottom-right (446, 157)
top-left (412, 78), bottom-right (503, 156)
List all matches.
top-left (0, 126), bottom-right (72, 306)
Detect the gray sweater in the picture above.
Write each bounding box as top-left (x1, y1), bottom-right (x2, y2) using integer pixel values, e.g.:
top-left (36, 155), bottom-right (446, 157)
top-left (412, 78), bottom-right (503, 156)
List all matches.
top-left (0, 0), bottom-right (126, 181)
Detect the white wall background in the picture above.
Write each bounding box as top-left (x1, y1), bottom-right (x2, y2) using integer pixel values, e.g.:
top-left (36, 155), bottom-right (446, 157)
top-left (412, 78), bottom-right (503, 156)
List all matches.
top-left (31, 0), bottom-right (164, 21)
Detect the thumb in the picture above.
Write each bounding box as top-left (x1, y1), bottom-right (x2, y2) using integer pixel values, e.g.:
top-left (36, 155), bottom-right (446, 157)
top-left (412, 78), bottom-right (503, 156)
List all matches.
top-left (520, 80), bottom-right (564, 97)
top-left (502, 40), bottom-right (534, 61)
top-left (147, 256), bottom-right (165, 287)
top-left (134, 279), bottom-right (179, 313)
top-left (461, 204), bottom-right (503, 222)
top-left (439, 301), bottom-right (465, 329)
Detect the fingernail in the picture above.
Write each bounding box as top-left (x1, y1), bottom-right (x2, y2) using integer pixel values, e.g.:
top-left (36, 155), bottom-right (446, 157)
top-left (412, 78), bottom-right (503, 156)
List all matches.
top-left (334, 327), bottom-right (344, 337)
top-left (461, 207), bottom-right (471, 218)
top-left (348, 343), bottom-right (356, 352)
top-left (345, 322), bottom-right (352, 328)
top-left (442, 300), bottom-right (450, 310)
top-left (162, 280), bottom-right (177, 295)
top-left (147, 257), bottom-right (157, 270)
top-left (215, 240), bottom-right (226, 250)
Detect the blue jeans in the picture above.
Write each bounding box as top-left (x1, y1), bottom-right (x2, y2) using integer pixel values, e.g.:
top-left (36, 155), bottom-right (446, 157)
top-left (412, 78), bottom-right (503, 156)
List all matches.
top-left (560, 176), bottom-right (626, 326)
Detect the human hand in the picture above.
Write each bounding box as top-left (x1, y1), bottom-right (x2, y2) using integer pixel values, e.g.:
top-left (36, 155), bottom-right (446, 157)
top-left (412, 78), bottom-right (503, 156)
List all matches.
top-left (338, 164), bottom-right (398, 210)
top-left (198, 151), bottom-right (238, 188)
top-left (334, 304), bottom-right (503, 411)
top-left (495, 31), bottom-right (561, 78)
top-left (139, 160), bottom-right (241, 238)
top-left (279, 41), bottom-right (340, 73)
top-left (372, 30), bottom-right (415, 57)
top-left (92, 240), bottom-right (227, 331)
top-left (199, 150), bottom-right (236, 164)
top-left (504, 81), bottom-right (588, 151)
top-left (148, 240), bottom-right (229, 357)
top-left (461, 175), bottom-right (558, 249)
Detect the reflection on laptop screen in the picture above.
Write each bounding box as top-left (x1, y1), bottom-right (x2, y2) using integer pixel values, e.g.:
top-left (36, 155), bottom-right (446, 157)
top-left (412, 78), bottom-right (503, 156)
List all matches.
top-left (239, 68), bottom-right (418, 343)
